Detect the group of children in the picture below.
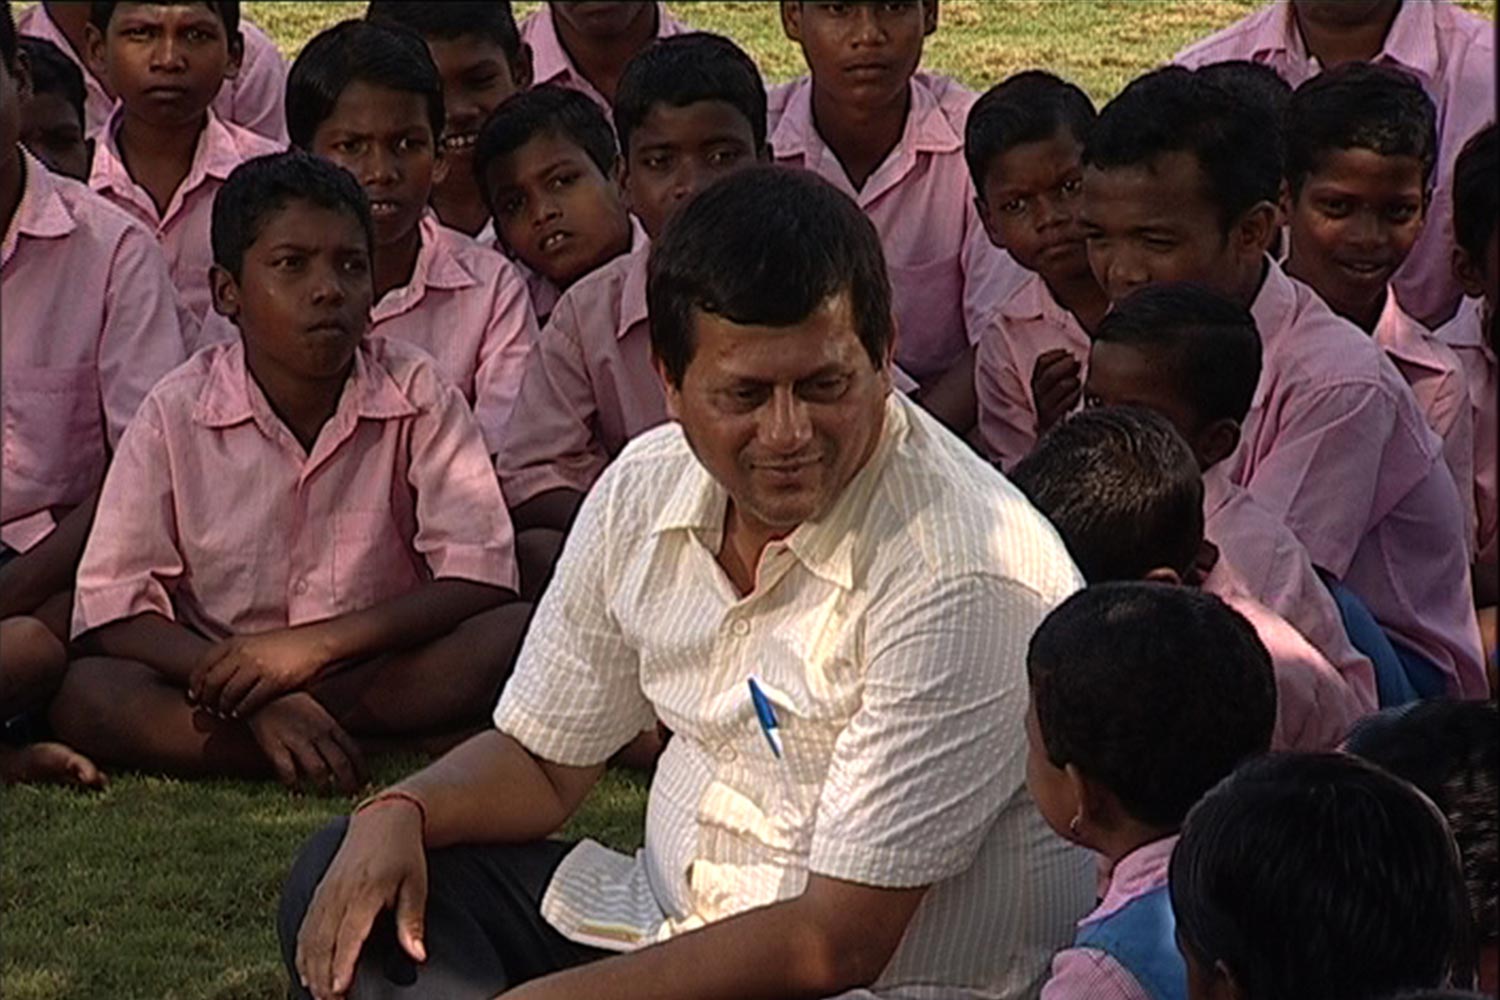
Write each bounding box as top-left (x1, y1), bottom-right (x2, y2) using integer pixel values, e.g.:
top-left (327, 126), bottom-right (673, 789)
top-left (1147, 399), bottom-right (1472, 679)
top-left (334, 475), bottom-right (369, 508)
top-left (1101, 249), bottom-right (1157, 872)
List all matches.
top-left (0, 0), bottom-right (1495, 996)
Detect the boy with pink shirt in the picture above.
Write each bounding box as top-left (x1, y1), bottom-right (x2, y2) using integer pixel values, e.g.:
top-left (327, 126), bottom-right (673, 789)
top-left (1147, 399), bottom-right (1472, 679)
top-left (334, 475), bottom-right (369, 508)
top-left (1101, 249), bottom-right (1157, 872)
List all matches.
top-left (1081, 67), bottom-right (1484, 698)
top-left (1175, 0), bottom-right (1496, 328)
top-left (1024, 581), bottom-right (1277, 1000)
top-left (964, 71), bottom-right (1107, 471)
top-left (18, 0), bottom-right (287, 143)
top-left (84, 1), bottom-right (282, 327)
top-left (772, 0), bottom-right (1022, 433)
top-left (52, 152), bottom-right (529, 790)
top-left (519, 1), bottom-right (686, 121)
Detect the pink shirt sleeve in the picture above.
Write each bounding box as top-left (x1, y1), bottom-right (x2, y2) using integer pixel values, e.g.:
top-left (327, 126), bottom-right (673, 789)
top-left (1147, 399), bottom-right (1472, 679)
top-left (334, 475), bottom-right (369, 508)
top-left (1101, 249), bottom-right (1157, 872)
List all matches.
top-left (961, 209), bottom-right (1023, 350)
top-left (471, 261), bottom-right (540, 454)
top-left (1041, 946), bottom-right (1154, 1000)
top-left (975, 312), bottom-right (1040, 470)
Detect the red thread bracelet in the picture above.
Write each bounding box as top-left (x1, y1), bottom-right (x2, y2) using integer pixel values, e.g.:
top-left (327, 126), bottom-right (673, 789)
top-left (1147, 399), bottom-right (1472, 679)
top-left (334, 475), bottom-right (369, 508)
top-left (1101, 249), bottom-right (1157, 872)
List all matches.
top-left (354, 789), bottom-right (428, 839)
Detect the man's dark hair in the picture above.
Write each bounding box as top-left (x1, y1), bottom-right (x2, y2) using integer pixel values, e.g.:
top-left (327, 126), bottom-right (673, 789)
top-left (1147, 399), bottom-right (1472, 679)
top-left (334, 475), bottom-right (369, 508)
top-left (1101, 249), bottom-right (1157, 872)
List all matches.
top-left (1347, 700), bottom-right (1499, 955)
top-left (1171, 752), bottom-right (1477, 999)
top-left (613, 32), bottom-right (766, 159)
top-left (0, 0), bottom-right (15, 71)
top-left (965, 70), bottom-right (1096, 194)
top-left (211, 150), bottom-right (373, 279)
top-left (1028, 582), bottom-right (1275, 829)
top-left (89, 1), bottom-right (240, 39)
top-left (365, 1), bottom-right (523, 66)
top-left (1085, 66), bottom-right (1281, 231)
top-left (1197, 59), bottom-right (1291, 131)
top-left (286, 19), bottom-right (444, 150)
top-left (474, 83), bottom-right (617, 199)
top-left (1093, 282), bottom-right (1262, 425)
top-left (1453, 123), bottom-right (1497, 264)
top-left (1010, 406), bottom-right (1203, 583)
top-left (1285, 61), bottom-right (1437, 197)
top-left (647, 165), bottom-right (893, 388)
top-left (18, 37), bottom-right (86, 128)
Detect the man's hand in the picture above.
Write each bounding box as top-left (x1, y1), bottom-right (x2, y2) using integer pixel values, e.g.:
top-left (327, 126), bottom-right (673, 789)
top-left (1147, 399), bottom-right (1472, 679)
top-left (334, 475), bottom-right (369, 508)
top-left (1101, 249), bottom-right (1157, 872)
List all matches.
top-left (296, 799), bottom-right (429, 1000)
top-left (246, 692), bottom-right (365, 794)
top-left (1030, 349), bottom-right (1084, 435)
top-left (190, 628), bottom-right (330, 717)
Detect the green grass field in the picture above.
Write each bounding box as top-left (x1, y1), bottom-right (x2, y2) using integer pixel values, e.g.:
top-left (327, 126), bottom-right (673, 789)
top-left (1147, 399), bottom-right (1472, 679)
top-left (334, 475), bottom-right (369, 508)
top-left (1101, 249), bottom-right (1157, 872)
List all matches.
top-left (2, 2), bottom-right (1493, 998)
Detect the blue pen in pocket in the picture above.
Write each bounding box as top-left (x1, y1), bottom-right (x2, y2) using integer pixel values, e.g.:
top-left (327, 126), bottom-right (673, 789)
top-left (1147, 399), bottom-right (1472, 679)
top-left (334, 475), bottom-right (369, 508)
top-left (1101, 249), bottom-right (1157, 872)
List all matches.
top-left (747, 675), bottom-right (784, 759)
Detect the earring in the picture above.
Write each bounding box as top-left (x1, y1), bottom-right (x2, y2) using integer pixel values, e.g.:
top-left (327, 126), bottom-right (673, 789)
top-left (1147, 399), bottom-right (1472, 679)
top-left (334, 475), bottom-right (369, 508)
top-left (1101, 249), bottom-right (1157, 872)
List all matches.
top-left (1068, 814), bottom-right (1082, 838)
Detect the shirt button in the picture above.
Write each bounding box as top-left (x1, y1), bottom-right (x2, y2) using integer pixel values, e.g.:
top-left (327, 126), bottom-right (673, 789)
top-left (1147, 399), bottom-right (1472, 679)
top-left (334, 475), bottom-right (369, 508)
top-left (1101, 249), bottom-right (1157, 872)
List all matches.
top-left (717, 745), bottom-right (737, 763)
top-left (730, 619), bottom-right (750, 637)
top-left (292, 578), bottom-right (308, 595)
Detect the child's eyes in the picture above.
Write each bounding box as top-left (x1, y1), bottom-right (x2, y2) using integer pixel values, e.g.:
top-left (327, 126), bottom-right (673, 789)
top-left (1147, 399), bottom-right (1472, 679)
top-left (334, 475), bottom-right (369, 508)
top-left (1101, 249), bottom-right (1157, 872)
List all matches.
top-left (184, 27), bottom-right (215, 43)
top-left (331, 139), bottom-right (364, 156)
top-left (999, 197), bottom-right (1027, 217)
top-left (397, 136), bottom-right (429, 153)
top-left (498, 194), bottom-right (526, 217)
top-left (546, 172), bottom-right (580, 192)
top-left (1144, 237), bottom-right (1178, 252)
top-left (271, 255), bottom-right (305, 271)
top-left (1059, 177), bottom-right (1083, 197)
top-left (1317, 198), bottom-right (1352, 218)
top-left (465, 73), bottom-right (501, 91)
top-left (341, 257), bottom-right (370, 275)
top-left (1385, 204), bottom-right (1420, 223)
top-left (707, 147), bottom-right (745, 168)
top-left (642, 153), bottom-right (672, 171)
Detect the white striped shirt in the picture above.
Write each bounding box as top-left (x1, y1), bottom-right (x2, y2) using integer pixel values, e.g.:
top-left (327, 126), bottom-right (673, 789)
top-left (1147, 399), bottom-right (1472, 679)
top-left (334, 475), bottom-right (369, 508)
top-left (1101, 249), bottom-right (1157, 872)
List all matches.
top-left (494, 393), bottom-right (1094, 997)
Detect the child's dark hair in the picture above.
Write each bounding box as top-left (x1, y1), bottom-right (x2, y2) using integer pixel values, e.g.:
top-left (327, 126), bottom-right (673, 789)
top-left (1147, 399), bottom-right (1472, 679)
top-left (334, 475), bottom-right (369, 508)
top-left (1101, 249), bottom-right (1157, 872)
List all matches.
top-left (1171, 752), bottom-right (1476, 999)
top-left (964, 70), bottom-right (1096, 193)
top-left (1453, 123), bottom-right (1497, 264)
top-left (474, 84), bottom-right (617, 201)
top-left (1197, 60), bottom-right (1291, 129)
top-left (211, 150), bottom-right (373, 279)
top-left (0, 0), bottom-right (17, 72)
top-left (286, 19), bottom-right (444, 150)
top-left (1010, 406), bottom-right (1203, 584)
top-left (1285, 61), bottom-right (1437, 197)
top-left (1093, 282), bottom-right (1262, 425)
top-left (364, 1), bottom-right (523, 67)
top-left (613, 32), bottom-right (767, 159)
top-left (648, 165), bottom-right (892, 388)
top-left (1346, 700), bottom-right (1499, 955)
top-left (1085, 66), bottom-right (1281, 232)
top-left (1028, 582), bottom-right (1275, 830)
top-left (18, 37), bottom-right (86, 129)
top-left (89, 1), bottom-right (240, 39)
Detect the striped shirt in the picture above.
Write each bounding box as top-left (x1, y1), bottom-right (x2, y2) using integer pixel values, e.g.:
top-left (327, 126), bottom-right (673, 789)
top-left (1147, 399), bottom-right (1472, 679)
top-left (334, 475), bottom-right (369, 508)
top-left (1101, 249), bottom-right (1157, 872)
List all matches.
top-left (494, 392), bottom-right (1095, 998)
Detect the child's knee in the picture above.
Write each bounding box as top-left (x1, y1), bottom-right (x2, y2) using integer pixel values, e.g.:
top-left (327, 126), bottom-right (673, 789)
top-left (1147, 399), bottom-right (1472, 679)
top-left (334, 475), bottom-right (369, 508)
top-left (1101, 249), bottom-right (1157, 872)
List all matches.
top-left (46, 657), bottom-right (155, 750)
top-left (0, 616), bottom-right (68, 710)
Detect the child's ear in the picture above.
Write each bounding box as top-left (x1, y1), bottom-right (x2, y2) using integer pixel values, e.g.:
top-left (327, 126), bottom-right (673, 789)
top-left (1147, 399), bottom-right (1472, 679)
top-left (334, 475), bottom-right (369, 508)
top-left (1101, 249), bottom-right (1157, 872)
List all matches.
top-left (1142, 565), bottom-right (1183, 586)
top-left (83, 22), bottom-right (110, 90)
top-left (1234, 200), bottom-right (1278, 260)
top-left (1275, 178), bottom-right (1292, 228)
top-left (512, 43), bottom-right (535, 92)
top-left (431, 140), bottom-right (450, 187)
top-left (975, 195), bottom-right (1002, 247)
top-left (1194, 417), bottom-right (1241, 469)
top-left (607, 154), bottom-right (626, 194)
top-left (922, 0), bottom-right (940, 35)
top-left (780, 1), bottom-right (803, 43)
top-left (1453, 244), bottom-right (1487, 299)
top-left (209, 264), bottom-right (241, 322)
top-left (223, 30), bottom-right (244, 82)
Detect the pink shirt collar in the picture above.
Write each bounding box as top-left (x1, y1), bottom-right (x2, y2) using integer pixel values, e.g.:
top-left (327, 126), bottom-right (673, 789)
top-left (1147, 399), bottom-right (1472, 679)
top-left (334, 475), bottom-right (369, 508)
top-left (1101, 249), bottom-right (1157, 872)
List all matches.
top-left (3, 152), bottom-right (78, 266)
top-left (618, 239), bottom-right (652, 341)
top-left (1248, 259), bottom-right (1301, 408)
top-left (91, 107), bottom-right (249, 221)
top-left (527, 3), bottom-right (680, 98)
top-left (1439, 296), bottom-right (1493, 353)
top-left (1089, 834), bottom-right (1180, 924)
top-left (372, 215), bottom-right (480, 324)
top-left (1248, 1), bottom-right (1442, 86)
top-left (997, 269), bottom-right (1076, 326)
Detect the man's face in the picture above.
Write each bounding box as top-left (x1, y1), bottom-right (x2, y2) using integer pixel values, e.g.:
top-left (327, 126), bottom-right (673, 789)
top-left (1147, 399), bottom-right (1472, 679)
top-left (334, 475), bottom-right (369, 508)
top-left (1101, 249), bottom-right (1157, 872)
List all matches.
top-left (781, 1), bottom-right (935, 114)
top-left (662, 292), bottom-right (892, 539)
top-left (622, 99), bottom-right (762, 239)
top-left (978, 128), bottom-right (1091, 284)
top-left (1081, 151), bottom-right (1253, 304)
top-left (87, 3), bottom-right (239, 128)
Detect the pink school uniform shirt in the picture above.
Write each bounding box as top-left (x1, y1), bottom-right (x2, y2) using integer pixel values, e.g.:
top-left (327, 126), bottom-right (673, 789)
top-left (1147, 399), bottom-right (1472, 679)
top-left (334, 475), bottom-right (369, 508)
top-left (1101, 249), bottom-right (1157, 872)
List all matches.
top-left (198, 216), bottom-right (538, 454)
top-left (16, 4), bottom-right (288, 144)
top-left (1229, 263), bottom-right (1485, 698)
top-left (1176, 0), bottom-right (1496, 327)
top-left (768, 72), bottom-right (1024, 384)
top-left (975, 271), bottom-right (1090, 470)
top-left (1437, 296), bottom-right (1498, 572)
top-left (71, 337), bottom-right (517, 642)
top-left (519, 2), bottom-right (688, 121)
top-left (1202, 466), bottom-right (1378, 714)
top-left (89, 108), bottom-right (283, 326)
top-left (1374, 288), bottom-right (1477, 550)
top-left (2, 151), bottom-right (187, 553)
top-left (1042, 836), bottom-right (1177, 1000)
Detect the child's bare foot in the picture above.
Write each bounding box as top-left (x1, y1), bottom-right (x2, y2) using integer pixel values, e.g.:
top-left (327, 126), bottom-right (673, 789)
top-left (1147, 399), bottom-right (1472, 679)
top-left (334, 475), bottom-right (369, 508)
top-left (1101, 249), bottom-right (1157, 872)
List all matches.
top-left (0, 742), bottom-right (107, 789)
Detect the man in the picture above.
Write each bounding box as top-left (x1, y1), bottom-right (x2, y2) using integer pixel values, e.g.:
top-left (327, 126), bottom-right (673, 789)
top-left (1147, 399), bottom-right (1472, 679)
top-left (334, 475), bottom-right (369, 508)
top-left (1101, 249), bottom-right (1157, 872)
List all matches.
top-left (280, 166), bottom-right (1092, 1000)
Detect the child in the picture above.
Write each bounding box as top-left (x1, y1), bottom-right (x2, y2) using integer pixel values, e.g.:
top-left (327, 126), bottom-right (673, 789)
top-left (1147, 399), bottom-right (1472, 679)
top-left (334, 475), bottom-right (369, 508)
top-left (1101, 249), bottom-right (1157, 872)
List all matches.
top-left (1012, 406), bottom-right (1367, 751)
top-left (519, 0), bottom-right (686, 119)
top-left (1283, 62), bottom-right (1475, 539)
top-left (496, 32), bottom-right (767, 534)
top-left (1171, 752), bottom-right (1478, 998)
top-left (475, 83), bottom-right (637, 324)
top-left (51, 151), bottom-right (528, 791)
top-left (365, 1), bottom-right (533, 239)
top-left (17, 0), bottom-right (287, 142)
top-left (1085, 283), bottom-right (1379, 711)
top-left (83, 1), bottom-right (282, 327)
top-left (1, 616), bottom-right (104, 787)
top-left (965, 71), bottom-right (1103, 470)
top-left (1027, 581), bottom-right (1276, 999)
top-left (1346, 700), bottom-right (1499, 995)
top-left (17, 35), bottom-right (88, 178)
top-left (774, 0), bottom-right (1022, 432)
top-left (1175, 0), bottom-right (1496, 327)
top-left (1082, 66), bottom-right (1485, 699)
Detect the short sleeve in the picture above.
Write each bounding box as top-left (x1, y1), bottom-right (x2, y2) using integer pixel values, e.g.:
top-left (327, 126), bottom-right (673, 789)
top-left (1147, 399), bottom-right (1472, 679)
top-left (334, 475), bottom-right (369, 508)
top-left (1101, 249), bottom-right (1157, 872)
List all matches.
top-left (975, 312), bottom-right (1038, 470)
top-left (471, 259), bottom-right (540, 454)
top-left (1040, 946), bottom-right (1155, 1000)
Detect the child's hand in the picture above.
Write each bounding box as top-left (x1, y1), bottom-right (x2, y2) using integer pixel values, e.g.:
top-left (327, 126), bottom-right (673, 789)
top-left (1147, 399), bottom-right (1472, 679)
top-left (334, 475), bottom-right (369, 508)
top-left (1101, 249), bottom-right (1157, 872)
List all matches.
top-left (189, 628), bottom-right (329, 718)
top-left (1031, 349), bottom-right (1084, 434)
top-left (246, 692), bottom-right (366, 795)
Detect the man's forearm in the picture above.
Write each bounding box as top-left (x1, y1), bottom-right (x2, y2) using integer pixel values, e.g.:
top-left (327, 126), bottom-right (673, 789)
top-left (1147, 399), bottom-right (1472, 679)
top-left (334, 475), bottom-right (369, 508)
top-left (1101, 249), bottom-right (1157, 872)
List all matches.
top-left (0, 491), bottom-right (101, 618)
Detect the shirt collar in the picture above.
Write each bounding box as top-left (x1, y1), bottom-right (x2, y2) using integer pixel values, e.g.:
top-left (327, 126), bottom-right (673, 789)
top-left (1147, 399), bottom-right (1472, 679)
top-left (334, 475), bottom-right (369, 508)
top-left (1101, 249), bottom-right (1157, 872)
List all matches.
top-left (1201, 464), bottom-right (1237, 522)
top-left (1267, 1), bottom-right (1438, 84)
top-left (529, 3), bottom-right (672, 92)
top-left (372, 214), bottom-right (478, 322)
top-left (92, 107), bottom-right (248, 207)
top-left (618, 229), bottom-right (653, 340)
top-left (1439, 296), bottom-right (1491, 351)
top-left (1091, 835), bottom-right (1179, 924)
top-left (3, 152), bottom-right (78, 267)
top-left (998, 270), bottom-right (1073, 325)
top-left (1248, 259), bottom-right (1299, 408)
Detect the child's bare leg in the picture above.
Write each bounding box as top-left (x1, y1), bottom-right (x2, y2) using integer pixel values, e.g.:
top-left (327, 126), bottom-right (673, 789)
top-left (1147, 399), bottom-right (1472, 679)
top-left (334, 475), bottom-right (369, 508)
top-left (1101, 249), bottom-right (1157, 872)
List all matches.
top-left (32, 590), bottom-right (72, 644)
top-left (1, 617), bottom-right (106, 787)
top-left (515, 528), bottom-right (565, 602)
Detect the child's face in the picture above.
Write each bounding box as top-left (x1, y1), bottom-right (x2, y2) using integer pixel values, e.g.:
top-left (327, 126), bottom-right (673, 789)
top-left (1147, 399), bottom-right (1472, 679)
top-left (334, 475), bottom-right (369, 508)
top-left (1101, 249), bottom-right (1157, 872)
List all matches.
top-left (483, 130), bottom-right (632, 287)
top-left (1082, 151), bottom-right (1267, 305)
top-left (87, 3), bottom-right (239, 128)
top-left (623, 99), bottom-right (762, 239)
top-left (424, 33), bottom-right (526, 172)
top-left (310, 81), bottom-right (441, 250)
top-left (212, 199), bottom-right (374, 382)
top-left (0, 57), bottom-right (23, 162)
top-left (21, 91), bottom-right (89, 180)
top-left (1286, 148), bottom-right (1426, 319)
top-left (782, 1), bottom-right (936, 114)
top-left (1085, 341), bottom-right (1203, 441)
top-left (978, 128), bottom-right (1091, 284)
top-left (549, 2), bottom-right (658, 39)
top-left (1024, 696), bottom-right (1080, 844)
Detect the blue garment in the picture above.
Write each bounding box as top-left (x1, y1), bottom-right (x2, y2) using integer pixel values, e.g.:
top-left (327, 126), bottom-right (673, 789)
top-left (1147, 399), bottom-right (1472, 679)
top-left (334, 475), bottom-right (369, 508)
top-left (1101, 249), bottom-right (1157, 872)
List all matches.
top-left (1073, 885), bottom-right (1187, 1000)
top-left (1319, 572), bottom-right (1417, 707)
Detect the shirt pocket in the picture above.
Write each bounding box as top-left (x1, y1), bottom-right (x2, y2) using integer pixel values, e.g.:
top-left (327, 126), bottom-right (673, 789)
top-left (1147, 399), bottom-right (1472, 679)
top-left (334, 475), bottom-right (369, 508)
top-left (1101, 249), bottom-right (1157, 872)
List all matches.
top-left (884, 252), bottom-right (965, 378)
top-left (1, 364), bottom-right (106, 493)
top-left (331, 509), bottom-right (420, 612)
